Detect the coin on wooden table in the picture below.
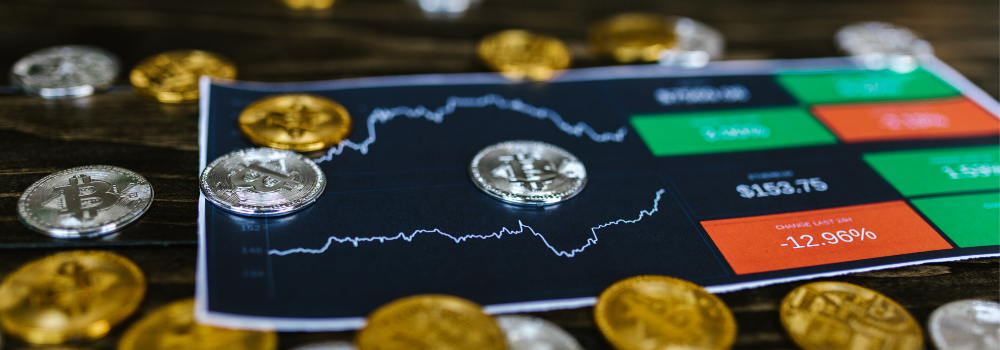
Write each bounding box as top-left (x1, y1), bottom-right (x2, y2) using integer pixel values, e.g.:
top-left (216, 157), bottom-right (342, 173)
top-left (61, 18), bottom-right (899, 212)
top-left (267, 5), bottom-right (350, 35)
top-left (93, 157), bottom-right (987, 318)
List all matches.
top-left (17, 165), bottom-right (153, 239)
top-left (781, 281), bottom-right (922, 350)
top-left (470, 140), bottom-right (587, 206)
top-left (928, 299), bottom-right (999, 350)
top-left (278, 0), bottom-right (336, 9)
top-left (290, 341), bottom-right (357, 350)
top-left (118, 298), bottom-right (277, 350)
top-left (0, 251), bottom-right (145, 344)
top-left (201, 148), bottom-right (326, 216)
top-left (589, 13), bottom-right (676, 63)
top-left (495, 315), bottom-right (582, 350)
top-left (594, 275), bottom-right (736, 350)
top-left (11, 45), bottom-right (119, 98)
top-left (477, 30), bottom-right (571, 81)
top-left (130, 49), bottom-right (236, 103)
top-left (356, 294), bottom-right (507, 350)
top-left (239, 94), bottom-right (353, 152)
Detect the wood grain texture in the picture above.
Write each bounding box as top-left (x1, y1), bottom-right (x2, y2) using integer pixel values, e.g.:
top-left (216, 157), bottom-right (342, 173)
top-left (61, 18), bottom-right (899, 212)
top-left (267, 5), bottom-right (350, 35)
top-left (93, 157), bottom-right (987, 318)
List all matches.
top-left (0, 0), bottom-right (996, 348)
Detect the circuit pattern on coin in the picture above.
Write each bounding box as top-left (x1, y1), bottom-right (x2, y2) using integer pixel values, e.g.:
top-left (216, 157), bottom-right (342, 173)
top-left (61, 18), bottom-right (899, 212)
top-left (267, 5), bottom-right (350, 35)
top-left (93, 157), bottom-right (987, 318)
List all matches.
top-left (470, 140), bottom-right (586, 206)
top-left (17, 165), bottom-right (153, 238)
top-left (118, 298), bottom-right (277, 350)
top-left (0, 251), bottom-right (146, 344)
top-left (356, 295), bottom-right (506, 350)
top-left (781, 281), bottom-right (923, 350)
top-left (928, 299), bottom-right (1000, 350)
top-left (130, 49), bottom-right (237, 103)
top-left (11, 45), bottom-right (120, 98)
top-left (477, 30), bottom-right (571, 81)
top-left (594, 275), bottom-right (737, 350)
top-left (239, 94), bottom-right (353, 152)
top-left (200, 148), bottom-right (326, 216)
top-left (588, 13), bottom-right (677, 63)
top-left (496, 315), bottom-right (583, 350)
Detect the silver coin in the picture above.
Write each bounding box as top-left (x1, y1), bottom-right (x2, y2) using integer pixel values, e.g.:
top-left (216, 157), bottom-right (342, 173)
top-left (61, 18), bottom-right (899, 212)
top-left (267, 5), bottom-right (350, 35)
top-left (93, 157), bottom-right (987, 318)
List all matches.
top-left (201, 148), bottom-right (326, 216)
top-left (10, 45), bottom-right (120, 98)
top-left (835, 22), bottom-right (933, 73)
top-left (658, 16), bottom-right (725, 68)
top-left (17, 165), bottom-right (153, 238)
top-left (496, 315), bottom-right (583, 350)
top-left (470, 140), bottom-right (586, 206)
top-left (289, 341), bottom-right (356, 350)
top-left (929, 299), bottom-right (1000, 350)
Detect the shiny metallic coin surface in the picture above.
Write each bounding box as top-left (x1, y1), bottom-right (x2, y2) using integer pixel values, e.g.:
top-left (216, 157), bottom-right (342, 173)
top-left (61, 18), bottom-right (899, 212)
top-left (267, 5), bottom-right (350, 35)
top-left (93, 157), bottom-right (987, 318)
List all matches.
top-left (477, 30), bottom-right (571, 81)
top-left (118, 299), bottom-right (277, 350)
top-left (356, 294), bottom-right (506, 350)
top-left (11, 45), bottom-right (119, 98)
top-left (18, 165), bottom-right (153, 238)
top-left (278, 0), bottom-right (336, 9)
top-left (781, 281), bottom-right (923, 350)
top-left (290, 341), bottom-right (357, 350)
top-left (929, 299), bottom-right (1000, 350)
top-left (594, 275), bottom-right (737, 350)
top-left (239, 94), bottom-right (353, 152)
top-left (496, 315), bottom-right (582, 350)
top-left (836, 22), bottom-right (932, 73)
top-left (0, 251), bottom-right (146, 344)
top-left (130, 49), bottom-right (237, 103)
top-left (589, 13), bottom-right (676, 63)
top-left (470, 140), bottom-right (586, 206)
top-left (201, 148), bottom-right (326, 216)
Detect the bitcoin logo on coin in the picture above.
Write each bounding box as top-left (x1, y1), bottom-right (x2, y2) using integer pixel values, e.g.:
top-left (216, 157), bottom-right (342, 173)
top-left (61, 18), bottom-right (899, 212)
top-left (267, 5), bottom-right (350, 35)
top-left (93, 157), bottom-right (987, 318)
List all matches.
top-left (200, 148), bottom-right (326, 216)
top-left (55, 174), bottom-right (119, 220)
top-left (130, 49), bottom-right (237, 103)
top-left (0, 251), bottom-right (145, 344)
top-left (229, 162), bottom-right (303, 193)
top-left (780, 282), bottom-right (922, 350)
top-left (477, 30), bottom-right (571, 81)
top-left (118, 299), bottom-right (276, 350)
top-left (356, 295), bottom-right (506, 350)
top-left (470, 140), bottom-right (586, 206)
top-left (238, 94), bottom-right (353, 152)
top-left (589, 13), bottom-right (677, 63)
top-left (594, 275), bottom-right (736, 350)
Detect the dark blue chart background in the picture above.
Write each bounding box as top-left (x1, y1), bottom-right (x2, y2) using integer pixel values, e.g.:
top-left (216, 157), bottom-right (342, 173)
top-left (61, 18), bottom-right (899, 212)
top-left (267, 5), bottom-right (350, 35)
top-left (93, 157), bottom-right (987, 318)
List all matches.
top-left (202, 70), bottom-right (999, 321)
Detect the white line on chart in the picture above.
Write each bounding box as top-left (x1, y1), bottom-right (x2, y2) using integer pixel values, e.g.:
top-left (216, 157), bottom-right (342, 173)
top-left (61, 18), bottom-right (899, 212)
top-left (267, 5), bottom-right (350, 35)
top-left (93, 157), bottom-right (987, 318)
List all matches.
top-left (268, 189), bottom-right (665, 258)
top-left (313, 94), bottom-right (629, 163)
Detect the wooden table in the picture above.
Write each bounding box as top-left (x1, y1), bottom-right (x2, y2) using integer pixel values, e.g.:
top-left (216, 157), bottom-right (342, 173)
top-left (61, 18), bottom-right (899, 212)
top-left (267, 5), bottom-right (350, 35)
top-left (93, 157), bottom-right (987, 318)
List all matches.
top-left (0, 0), bottom-right (996, 348)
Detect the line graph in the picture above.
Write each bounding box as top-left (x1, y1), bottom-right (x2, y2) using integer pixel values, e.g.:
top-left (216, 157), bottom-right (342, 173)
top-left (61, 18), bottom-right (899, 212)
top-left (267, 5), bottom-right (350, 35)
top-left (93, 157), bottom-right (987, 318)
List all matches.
top-left (313, 94), bottom-right (629, 163)
top-left (269, 189), bottom-right (665, 258)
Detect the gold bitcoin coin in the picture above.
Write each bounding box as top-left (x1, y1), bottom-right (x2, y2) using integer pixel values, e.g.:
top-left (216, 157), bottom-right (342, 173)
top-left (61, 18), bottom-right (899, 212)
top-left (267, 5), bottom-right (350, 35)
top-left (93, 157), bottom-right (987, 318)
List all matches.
top-left (589, 13), bottom-right (677, 63)
top-left (594, 275), bottom-right (736, 350)
top-left (780, 282), bottom-right (922, 350)
top-left (477, 30), bottom-right (571, 81)
top-left (278, 0), bottom-right (335, 9)
top-left (130, 49), bottom-right (237, 103)
top-left (238, 94), bottom-right (353, 152)
top-left (356, 294), bottom-right (507, 350)
top-left (118, 298), bottom-right (277, 350)
top-left (0, 251), bottom-right (146, 344)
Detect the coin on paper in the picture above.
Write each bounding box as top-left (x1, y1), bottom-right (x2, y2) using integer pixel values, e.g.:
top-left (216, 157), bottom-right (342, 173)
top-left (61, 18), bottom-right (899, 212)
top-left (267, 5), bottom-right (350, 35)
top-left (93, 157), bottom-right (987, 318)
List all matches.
top-left (928, 299), bottom-right (999, 350)
top-left (0, 251), bottom-right (146, 344)
top-left (496, 315), bottom-right (582, 350)
top-left (290, 341), bottom-right (357, 350)
top-left (11, 45), bottom-right (119, 98)
top-left (201, 148), bottom-right (326, 216)
top-left (470, 140), bottom-right (587, 206)
top-left (781, 281), bottom-right (922, 350)
top-left (239, 94), bottom-right (353, 152)
top-left (594, 275), bottom-right (736, 350)
top-left (18, 165), bottom-right (153, 238)
top-left (356, 294), bottom-right (506, 350)
top-left (130, 49), bottom-right (237, 103)
top-left (118, 298), bottom-right (277, 350)
top-left (477, 30), bottom-right (571, 81)
top-left (589, 13), bottom-right (677, 63)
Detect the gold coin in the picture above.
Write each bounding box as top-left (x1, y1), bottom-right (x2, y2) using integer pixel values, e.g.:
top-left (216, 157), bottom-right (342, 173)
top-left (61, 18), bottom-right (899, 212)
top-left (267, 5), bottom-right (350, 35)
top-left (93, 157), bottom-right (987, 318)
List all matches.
top-left (130, 49), bottom-right (237, 103)
top-left (278, 0), bottom-right (336, 9)
top-left (356, 294), bottom-right (507, 350)
top-left (0, 251), bottom-right (145, 344)
top-left (118, 298), bottom-right (277, 350)
top-left (238, 93), bottom-right (353, 152)
top-left (780, 282), bottom-right (923, 350)
top-left (594, 275), bottom-right (736, 350)
top-left (477, 30), bottom-right (571, 81)
top-left (588, 13), bottom-right (677, 63)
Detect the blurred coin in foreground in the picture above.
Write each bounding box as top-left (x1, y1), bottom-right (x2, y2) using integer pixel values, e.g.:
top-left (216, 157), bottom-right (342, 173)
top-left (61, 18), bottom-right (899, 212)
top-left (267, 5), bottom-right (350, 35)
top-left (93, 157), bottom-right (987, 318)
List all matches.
top-left (781, 281), bottom-right (922, 350)
top-left (836, 22), bottom-right (932, 73)
top-left (588, 13), bottom-right (676, 63)
top-left (18, 165), bottom-right (153, 239)
top-left (119, 298), bottom-right (276, 350)
top-left (239, 94), bottom-right (353, 152)
top-left (130, 49), bottom-right (237, 103)
top-left (496, 315), bottom-right (582, 350)
top-left (356, 294), bottom-right (506, 350)
top-left (477, 30), bottom-right (571, 81)
top-left (594, 275), bottom-right (736, 350)
top-left (0, 251), bottom-right (145, 344)
top-left (929, 299), bottom-right (999, 350)
top-left (278, 0), bottom-right (336, 9)
top-left (290, 341), bottom-right (357, 350)
top-left (470, 140), bottom-right (587, 206)
top-left (201, 148), bottom-right (326, 216)
top-left (11, 45), bottom-right (119, 98)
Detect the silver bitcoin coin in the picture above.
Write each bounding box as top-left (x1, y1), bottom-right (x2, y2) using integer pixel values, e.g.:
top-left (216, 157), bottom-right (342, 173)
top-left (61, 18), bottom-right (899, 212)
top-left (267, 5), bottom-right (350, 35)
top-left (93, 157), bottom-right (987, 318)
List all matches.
top-left (470, 140), bottom-right (586, 206)
top-left (496, 315), bottom-right (583, 350)
top-left (289, 341), bottom-right (357, 350)
top-left (929, 299), bottom-right (1000, 350)
top-left (836, 21), bottom-right (933, 73)
top-left (17, 165), bottom-right (153, 238)
top-left (200, 148), bottom-right (326, 216)
top-left (10, 45), bottom-right (120, 98)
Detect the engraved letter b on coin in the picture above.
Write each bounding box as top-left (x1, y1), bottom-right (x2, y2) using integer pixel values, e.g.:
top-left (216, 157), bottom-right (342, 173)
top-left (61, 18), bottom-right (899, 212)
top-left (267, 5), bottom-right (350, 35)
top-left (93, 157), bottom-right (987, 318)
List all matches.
top-left (230, 162), bottom-right (301, 193)
top-left (54, 175), bottom-right (119, 221)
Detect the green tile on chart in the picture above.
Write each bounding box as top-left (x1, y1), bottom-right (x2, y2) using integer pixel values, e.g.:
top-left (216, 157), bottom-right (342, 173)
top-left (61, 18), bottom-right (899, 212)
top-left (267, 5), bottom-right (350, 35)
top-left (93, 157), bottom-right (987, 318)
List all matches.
top-left (911, 192), bottom-right (1000, 248)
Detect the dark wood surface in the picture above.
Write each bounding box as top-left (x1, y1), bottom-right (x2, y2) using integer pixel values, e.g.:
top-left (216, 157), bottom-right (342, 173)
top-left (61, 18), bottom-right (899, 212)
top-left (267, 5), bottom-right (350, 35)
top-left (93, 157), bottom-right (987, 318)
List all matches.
top-left (0, 0), bottom-right (997, 348)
